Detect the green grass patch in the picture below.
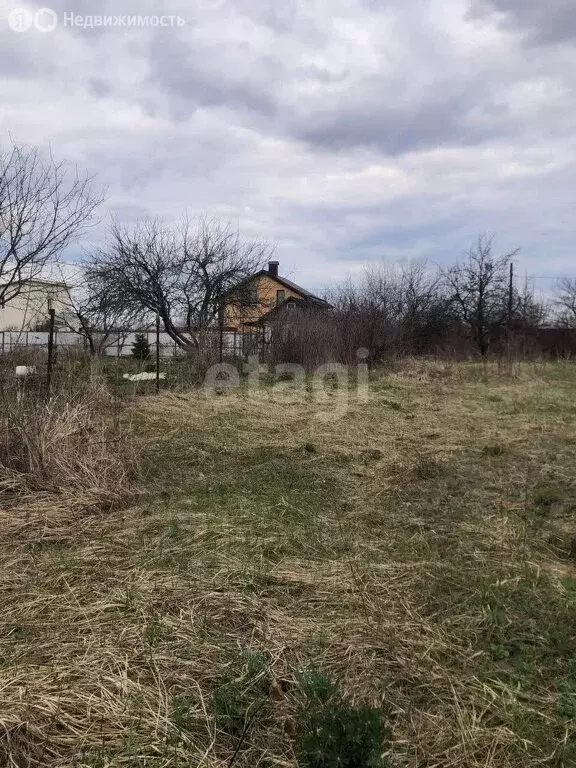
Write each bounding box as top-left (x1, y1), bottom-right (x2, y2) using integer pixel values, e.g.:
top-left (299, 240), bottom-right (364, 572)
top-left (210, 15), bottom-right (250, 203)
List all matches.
top-left (295, 668), bottom-right (389, 768)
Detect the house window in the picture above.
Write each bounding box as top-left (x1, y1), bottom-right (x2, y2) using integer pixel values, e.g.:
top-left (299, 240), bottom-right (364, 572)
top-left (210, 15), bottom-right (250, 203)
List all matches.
top-left (276, 290), bottom-right (285, 305)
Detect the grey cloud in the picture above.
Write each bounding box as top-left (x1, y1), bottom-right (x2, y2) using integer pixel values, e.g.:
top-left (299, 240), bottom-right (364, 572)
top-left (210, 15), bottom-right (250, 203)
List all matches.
top-left (1, 0), bottom-right (576, 282)
top-left (138, 1), bottom-right (549, 158)
top-left (88, 78), bottom-right (112, 97)
top-left (233, 0), bottom-right (300, 33)
top-left (145, 28), bottom-right (280, 120)
top-left (289, 80), bottom-right (510, 155)
top-left (0, 36), bottom-right (52, 78)
top-left (470, 0), bottom-right (576, 46)
top-left (297, 64), bottom-right (350, 84)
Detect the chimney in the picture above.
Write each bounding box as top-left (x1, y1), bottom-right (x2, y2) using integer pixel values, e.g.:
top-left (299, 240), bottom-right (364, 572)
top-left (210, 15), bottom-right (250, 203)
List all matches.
top-left (268, 261), bottom-right (279, 278)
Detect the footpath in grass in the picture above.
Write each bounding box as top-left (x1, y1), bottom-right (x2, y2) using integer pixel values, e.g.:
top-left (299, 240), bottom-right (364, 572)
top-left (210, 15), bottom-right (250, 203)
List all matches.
top-left (1, 360), bottom-right (576, 767)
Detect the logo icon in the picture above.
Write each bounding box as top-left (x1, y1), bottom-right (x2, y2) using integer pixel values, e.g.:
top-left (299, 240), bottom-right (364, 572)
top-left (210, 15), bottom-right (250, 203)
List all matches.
top-left (8, 7), bottom-right (33, 32)
top-left (34, 7), bottom-right (57, 32)
top-left (7, 6), bottom-right (58, 33)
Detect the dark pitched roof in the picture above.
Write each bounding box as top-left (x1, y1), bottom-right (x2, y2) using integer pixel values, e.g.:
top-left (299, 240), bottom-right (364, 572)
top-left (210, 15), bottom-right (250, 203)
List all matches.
top-left (224, 269), bottom-right (329, 306)
top-left (246, 295), bottom-right (331, 326)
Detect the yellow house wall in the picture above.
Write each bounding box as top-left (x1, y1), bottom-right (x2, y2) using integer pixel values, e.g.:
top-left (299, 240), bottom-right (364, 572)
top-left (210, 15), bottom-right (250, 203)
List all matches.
top-left (224, 275), bottom-right (303, 330)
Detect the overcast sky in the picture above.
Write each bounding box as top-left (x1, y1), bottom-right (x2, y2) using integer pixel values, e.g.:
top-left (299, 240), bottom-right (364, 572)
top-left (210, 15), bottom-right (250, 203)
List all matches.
top-left (1, 0), bottom-right (575, 291)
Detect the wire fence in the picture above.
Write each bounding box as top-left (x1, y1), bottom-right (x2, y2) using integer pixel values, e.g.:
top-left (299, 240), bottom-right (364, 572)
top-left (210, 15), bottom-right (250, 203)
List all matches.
top-left (0, 329), bottom-right (249, 357)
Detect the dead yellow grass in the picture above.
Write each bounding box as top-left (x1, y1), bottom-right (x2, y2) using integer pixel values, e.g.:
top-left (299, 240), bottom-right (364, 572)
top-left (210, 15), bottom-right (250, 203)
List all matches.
top-left (1, 360), bottom-right (576, 767)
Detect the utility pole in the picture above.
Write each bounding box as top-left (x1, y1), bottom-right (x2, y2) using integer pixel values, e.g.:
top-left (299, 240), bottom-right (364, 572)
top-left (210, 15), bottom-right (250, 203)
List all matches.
top-left (155, 314), bottom-right (161, 394)
top-left (46, 306), bottom-right (56, 399)
top-left (508, 261), bottom-right (514, 332)
top-left (506, 261), bottom-right (515, 362)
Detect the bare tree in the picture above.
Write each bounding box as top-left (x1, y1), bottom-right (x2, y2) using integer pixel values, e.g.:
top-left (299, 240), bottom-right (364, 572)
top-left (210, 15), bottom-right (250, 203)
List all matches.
top-left (60, 264), bottom-right (145, 357)
top-left (327, 261), bottom-right (451, 361)
top-left (328, 265), bottom-right (403, 360)
top-left (442, 235), bottom-right (519, 357)
top-left (0, 142), bottom-right (102, 307)
top-left (395, 261), bottom-right (453, 353)
top-left (515, 275), bottom-right (548, 329)
top-left (555, 278), bottom-right (576, 327)
top-left (88, 217), bottom-right (271, 351)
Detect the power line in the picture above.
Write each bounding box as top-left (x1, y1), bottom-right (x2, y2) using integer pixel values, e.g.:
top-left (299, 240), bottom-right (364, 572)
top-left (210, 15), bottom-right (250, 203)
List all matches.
top-left (530, 275), bottom-right (576, 280)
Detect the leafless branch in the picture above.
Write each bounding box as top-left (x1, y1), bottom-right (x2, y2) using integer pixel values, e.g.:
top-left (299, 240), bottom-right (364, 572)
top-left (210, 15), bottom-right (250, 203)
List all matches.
top-left (554, 277), bottom-right (576, 328)
top-left (87, 216), bottom-right (272, 351)
top-left (0, 142), bottom-right (103, 306)
top-left (59, 261), bottom-right (146, 357)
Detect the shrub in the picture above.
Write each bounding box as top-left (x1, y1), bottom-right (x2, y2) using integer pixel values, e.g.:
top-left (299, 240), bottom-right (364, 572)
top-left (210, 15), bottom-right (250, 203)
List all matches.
top-left (412, 456), bottom-right (444, 480)
top-left (482, 443), bottom-right (506, 457)
top-left (533, 486), bottom-right (562, 512)
top-left (295, 669), bottom-right (388, 768)
top-left (211, 650), bottom-right (270, 739)
top-left (131, 333), bottom-right (151, 361)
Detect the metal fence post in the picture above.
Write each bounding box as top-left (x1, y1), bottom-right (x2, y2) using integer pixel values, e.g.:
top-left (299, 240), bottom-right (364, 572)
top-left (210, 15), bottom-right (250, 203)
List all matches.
top-left (46, 308), bottom-right (56, 398)
top-left (155, 314), bottom-right (161, 394)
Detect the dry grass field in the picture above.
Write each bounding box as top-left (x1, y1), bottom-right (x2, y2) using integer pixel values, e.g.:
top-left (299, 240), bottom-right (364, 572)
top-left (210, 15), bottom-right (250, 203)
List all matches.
top-left (2, 359), bottom-right (576, 767)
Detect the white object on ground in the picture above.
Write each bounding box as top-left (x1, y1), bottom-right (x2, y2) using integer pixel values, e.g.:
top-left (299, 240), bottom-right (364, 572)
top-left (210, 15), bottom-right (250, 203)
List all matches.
top-left (123, 372), bottom-right (166, 382)
top-left (15, 366), bottom-right (37, 376)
